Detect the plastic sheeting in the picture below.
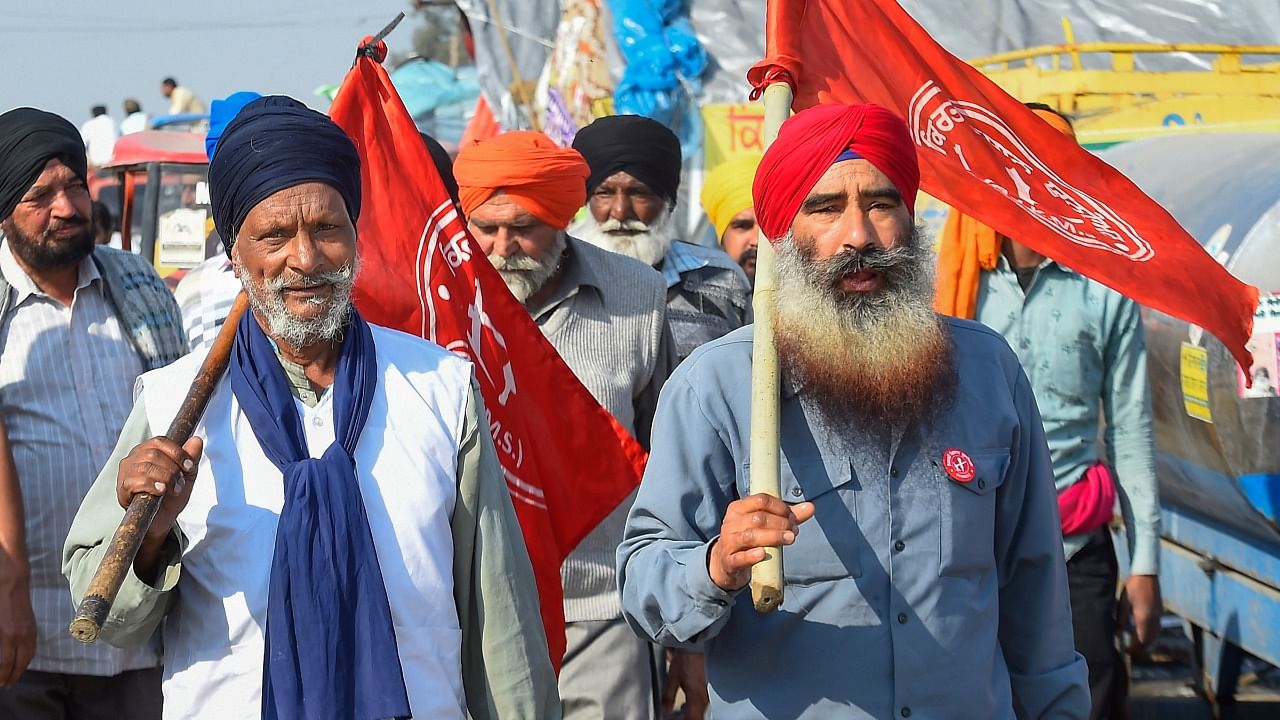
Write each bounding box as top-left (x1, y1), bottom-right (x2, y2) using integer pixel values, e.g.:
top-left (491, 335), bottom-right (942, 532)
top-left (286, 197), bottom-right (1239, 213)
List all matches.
top-left (692, 0), bottom-right (1280, 104)
top-left (1100, 134), bottom-right (1280, 540)
top-left (390, 60), bottom-right (480, 145)
top-left (609, 0), bottom-right (708, 156)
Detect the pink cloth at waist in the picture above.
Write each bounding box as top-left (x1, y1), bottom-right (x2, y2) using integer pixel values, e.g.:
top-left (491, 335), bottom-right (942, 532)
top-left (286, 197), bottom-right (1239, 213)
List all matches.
top-left (1057, 461), bottom-right (1116, 536)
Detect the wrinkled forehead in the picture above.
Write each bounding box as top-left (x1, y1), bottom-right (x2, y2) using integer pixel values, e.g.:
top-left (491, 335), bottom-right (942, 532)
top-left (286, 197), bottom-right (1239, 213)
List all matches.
top-left (597, 170), bottom-right (655, 194)
top-left (806, 158), bottom-right (900, 200)
top-left (470, 191), bottom-right (540, 225)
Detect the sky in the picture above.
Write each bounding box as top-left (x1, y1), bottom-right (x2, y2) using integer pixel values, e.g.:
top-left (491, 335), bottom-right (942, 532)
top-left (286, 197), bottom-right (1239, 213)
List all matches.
top-left (0, 1), bottom-right (418, 125)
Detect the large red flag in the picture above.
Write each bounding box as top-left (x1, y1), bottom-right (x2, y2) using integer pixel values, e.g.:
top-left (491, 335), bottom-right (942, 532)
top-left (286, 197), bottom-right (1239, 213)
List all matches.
top-left (329, 41), bottom-right (648, 669)
top-left (748, 0), bottom-right (1259, 372)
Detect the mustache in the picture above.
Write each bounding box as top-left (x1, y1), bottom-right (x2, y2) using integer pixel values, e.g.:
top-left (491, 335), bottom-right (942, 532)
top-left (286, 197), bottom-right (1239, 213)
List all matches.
top-left (809, 242), bottom-right (921, 289)
top-left (45, 217), bottom-right (89, 233)
top-left (598, 217), bottom-right (651, 233)
top-left (488, 252), bottom-right (545, 272)
top-left (264, 265), bottom-right (356, 292)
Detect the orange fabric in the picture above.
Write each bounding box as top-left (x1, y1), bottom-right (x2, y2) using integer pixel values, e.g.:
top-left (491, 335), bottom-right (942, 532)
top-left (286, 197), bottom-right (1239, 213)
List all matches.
top-left (934, 107), bottom-right (1075, 318)
top-left (1031, 108), bottom-right (1076, 139)
top-left (747, 0), bottom-right (1259, 374)
top-left (459, 94), bottom-right (499, 148)
top-left (933, 210), bottom-right (1002, 319)
top-left (454, 130), bottom-right (589, 230)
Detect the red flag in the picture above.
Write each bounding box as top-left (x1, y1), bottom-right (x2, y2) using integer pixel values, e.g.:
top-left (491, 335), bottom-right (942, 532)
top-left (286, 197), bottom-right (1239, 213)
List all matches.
top-left (748, 0), bottom-right (1259, 372)
top-left (329, 41), bottom-right (648, 670)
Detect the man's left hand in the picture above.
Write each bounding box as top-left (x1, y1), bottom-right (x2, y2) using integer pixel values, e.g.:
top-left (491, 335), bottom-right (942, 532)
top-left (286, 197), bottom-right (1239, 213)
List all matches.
top-left (662, 649), bottom-right (709, 720)
top-left (1119, 574), bottom-right (1162, 652)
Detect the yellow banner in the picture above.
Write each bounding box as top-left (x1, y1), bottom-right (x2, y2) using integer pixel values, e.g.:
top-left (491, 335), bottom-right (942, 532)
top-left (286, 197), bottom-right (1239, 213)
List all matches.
top-left (702, 103), bottom-right (765, 170)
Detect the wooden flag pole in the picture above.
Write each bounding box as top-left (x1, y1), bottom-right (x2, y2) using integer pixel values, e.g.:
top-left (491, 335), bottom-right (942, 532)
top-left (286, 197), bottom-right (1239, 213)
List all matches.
top-left (748, 80), bottom-right (793, 613)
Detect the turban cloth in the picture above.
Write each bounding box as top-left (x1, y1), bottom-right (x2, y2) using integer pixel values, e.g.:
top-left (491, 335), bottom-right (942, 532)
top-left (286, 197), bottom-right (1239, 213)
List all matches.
top-left (0, 108), bottom-right (88, 221)
top-left (934, 106), bottom-right (1077, 318)
top-left (753, 103), bottom-right (920, 242)
top-left (572, 115), bottom-right (682, 205)
top-left (205, 91), bottom-right (263, 161)
top-left (208, 95), bottom-right (361, 253)
top-left (453, 131), bottom-right (589, 230)
top-left (700, 153), bottom-right (761, 242)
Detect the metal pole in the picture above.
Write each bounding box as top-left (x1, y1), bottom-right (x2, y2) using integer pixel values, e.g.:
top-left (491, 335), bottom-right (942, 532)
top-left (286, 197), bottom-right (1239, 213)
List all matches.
top-left (748, 81), bottom-right (793, 613)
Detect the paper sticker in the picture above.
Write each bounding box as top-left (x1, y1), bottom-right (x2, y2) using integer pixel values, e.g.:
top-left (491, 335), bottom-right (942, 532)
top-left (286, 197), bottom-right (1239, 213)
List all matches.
top-left (156, 208), bottom-right (208, 268)
top-left (1180, 342), bottom-right (1212, 423)
top-left (1238, 295), bottom-right (1280, 399)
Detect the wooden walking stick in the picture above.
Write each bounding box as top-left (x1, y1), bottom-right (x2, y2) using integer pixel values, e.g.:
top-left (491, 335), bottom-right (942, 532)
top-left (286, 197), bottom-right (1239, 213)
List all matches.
top-left (70, 291), bottom-right (250, 643)
top-left (748, 80), bottom-right (794, 613)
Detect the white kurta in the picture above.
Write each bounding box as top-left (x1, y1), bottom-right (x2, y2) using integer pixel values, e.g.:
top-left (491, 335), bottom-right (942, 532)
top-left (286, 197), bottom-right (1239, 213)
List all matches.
top-left (139, 324), bottom-right (472, 719)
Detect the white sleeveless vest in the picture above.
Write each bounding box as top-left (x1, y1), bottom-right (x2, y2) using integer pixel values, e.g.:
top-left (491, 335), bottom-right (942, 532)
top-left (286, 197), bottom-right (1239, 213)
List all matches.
top-left (140, 324), bottom-right (472, 720)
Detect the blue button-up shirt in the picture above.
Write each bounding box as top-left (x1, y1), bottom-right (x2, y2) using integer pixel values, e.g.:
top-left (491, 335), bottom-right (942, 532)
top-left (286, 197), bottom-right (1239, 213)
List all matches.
top-left (618, 322), bottom-right (1089, 719)
top-left (975, 257), bottom-right (1160, 575)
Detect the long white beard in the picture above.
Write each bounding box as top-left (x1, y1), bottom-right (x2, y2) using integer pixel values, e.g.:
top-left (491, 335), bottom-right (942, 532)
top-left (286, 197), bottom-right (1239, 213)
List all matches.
top-left (571, 207), bottom-right (675, 267)
top-left (237, 254), bottom-right (359, 350)
top-left (488, 231), bottom-right (567, 303)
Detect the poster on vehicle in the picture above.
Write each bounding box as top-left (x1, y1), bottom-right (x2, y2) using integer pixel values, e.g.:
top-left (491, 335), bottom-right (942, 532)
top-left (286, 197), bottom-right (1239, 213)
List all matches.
top-left (1180, 342), bottom-right (1212, 422)
top-left (1239, 293), bottom-right (1280, 399)
top-left (157, 208), bottom-right (209, 268)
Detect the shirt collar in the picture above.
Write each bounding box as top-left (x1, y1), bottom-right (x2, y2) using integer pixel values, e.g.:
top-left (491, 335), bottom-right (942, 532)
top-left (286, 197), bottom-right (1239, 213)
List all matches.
top-left (993, 252), bottom-right (1076, 276)
top-left (0, 234), bottom-right (100, 306)
top-left (660, 240), bottom-right (710, 288)
top-left (527, 236), bottom-right (603, 319)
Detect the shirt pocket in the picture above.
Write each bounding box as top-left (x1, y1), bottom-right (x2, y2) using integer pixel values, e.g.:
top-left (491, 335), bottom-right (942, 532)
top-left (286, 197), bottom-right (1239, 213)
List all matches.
top-left (742, 456), bottom-right (862, 584)
top-left (937, 449), bottom-right (1010, 578)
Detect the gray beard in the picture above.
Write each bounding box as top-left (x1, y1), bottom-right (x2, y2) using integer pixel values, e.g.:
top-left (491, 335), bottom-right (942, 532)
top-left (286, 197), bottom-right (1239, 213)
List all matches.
top-left (237, 255), bottom-right (360, 350)
top-left (772, 227), bottom-right (955, 428)
top-left (488, 231), bottom-right (567, 303)
top-left (570, 208), bottom-right (674, 267)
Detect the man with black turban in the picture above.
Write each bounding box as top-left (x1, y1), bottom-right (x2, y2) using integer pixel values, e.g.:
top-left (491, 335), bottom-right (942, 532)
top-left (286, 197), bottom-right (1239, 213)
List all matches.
top-left (572, 115), bottom-right (751, 363)
top-left (64, 96), bottom-right (560, 720)
top-left (0, 107), bottom-right (183, 719)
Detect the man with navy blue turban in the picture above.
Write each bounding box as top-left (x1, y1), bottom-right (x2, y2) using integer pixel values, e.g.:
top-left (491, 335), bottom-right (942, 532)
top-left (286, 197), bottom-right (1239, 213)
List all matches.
top-left (64, 96), bottom-right (560, 720)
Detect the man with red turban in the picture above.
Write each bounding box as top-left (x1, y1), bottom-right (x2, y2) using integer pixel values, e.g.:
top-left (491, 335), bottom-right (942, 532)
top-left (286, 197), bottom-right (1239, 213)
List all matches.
top-left (455, 131), bottom-right (676, 720)
top-left (618, 103), bottom-right (1089, 719)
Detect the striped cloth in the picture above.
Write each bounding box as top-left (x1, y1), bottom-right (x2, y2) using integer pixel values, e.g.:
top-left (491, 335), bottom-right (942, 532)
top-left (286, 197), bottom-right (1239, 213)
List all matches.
top-left (173, 254), bottom-right (242, 352)
top-left (0, 239), bottom-right (161, 675)
top-left (658, 239), bottom-right (710, 288)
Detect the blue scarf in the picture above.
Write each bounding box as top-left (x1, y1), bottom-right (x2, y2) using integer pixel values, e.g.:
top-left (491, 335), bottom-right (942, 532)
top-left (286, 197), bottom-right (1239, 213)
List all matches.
top-left (229, 308), bottom-right (411, 720)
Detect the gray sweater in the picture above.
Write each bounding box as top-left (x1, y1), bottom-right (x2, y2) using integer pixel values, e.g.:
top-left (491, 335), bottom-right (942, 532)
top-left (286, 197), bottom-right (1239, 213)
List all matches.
top-left (528, 236), bottom-right (675, 622)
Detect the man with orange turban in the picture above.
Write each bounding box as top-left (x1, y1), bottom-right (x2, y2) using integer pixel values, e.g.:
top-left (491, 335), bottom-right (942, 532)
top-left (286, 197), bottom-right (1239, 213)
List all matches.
top-left (455, 131), bottom-right (676, 720)
top-left (700, 153), bottom-right (762, 285)
top-left (618, 102), bottom-right (1089, 719)
top-left (941, 103), bottom-right (1161, 720)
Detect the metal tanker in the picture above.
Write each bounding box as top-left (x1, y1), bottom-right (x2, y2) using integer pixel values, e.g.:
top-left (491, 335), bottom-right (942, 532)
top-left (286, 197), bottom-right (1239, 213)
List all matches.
top-left (1101, 133), bottom-right (1280, 706)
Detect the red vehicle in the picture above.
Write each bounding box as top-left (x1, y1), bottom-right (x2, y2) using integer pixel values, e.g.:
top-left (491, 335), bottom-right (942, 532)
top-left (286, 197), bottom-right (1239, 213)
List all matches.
top-left (95, 131), bottom-right (216, 288)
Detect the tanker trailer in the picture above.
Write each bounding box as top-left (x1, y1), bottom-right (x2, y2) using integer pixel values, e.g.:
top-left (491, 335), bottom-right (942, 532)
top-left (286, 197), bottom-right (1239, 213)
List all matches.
top-left (1101, 133), bottom-right (1280, 707)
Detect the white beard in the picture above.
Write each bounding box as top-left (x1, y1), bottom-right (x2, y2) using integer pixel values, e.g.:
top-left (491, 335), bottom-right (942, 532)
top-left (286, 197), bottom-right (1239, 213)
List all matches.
top-left (488, 231), bottom-right (567, 303)
top-left (236, 254), bottom-right (360, 350)
top-left (571, 207), bottom-right (675, 267)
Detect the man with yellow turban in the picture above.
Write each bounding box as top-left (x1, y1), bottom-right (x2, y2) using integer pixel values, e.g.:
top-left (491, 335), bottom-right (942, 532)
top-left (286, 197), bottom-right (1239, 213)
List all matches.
top-left (700, 152), bottom-right (762, 285)
top-left (455, 131), bottom-right (676, 720)
top-left (937, 103), bottom-right (1161, 720)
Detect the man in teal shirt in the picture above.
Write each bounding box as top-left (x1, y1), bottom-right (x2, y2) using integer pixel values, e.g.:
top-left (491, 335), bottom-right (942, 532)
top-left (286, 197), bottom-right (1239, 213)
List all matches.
top-left (971, 104), bottom-right (1163, 720)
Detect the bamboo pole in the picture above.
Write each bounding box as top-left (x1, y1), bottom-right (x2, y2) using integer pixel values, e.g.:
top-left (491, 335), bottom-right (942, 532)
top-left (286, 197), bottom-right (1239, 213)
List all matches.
top-left (748, 81), bottom-right (793, 613)
top-left (70, 292), bottom-right (249, 643)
